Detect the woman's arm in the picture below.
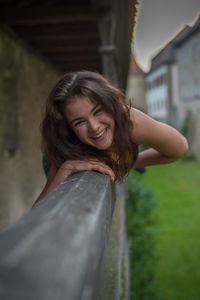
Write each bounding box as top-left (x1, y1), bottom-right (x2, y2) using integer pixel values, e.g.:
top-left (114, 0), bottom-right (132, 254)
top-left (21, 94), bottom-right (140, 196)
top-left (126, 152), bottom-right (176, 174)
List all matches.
top-left (130, 108), bottom-right (189, 168)
top-left (32, 159), bottom-right (115, 207)
top-left (33, 163), bottom-right (59, 207)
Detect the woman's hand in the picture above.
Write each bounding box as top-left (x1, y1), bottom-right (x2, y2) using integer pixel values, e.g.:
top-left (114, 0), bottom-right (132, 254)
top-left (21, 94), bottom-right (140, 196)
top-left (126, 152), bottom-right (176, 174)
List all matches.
top-left (59, 159), bottom-right (115, 182)
top-left (33, 159), bottom-right (115, 207)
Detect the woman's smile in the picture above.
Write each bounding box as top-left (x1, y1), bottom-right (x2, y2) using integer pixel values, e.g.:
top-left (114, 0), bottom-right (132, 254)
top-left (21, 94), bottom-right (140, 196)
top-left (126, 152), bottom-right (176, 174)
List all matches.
top-left (64, 96), bottom-right (115, 151)
top-left (91, 128), bottom-right (107, 139)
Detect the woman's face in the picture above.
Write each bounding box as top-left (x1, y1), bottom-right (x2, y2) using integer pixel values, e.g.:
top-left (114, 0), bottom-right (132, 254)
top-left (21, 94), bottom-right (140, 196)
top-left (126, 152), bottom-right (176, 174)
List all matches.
top-left (64, 96), bottom-right (115, 151)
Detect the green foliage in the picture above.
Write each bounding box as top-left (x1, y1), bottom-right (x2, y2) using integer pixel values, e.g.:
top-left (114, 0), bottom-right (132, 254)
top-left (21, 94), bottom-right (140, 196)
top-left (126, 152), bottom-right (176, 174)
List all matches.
top-left (181, 109), bottom-right (192, 137)
top-left (126, 172), bottom-right (164, 300)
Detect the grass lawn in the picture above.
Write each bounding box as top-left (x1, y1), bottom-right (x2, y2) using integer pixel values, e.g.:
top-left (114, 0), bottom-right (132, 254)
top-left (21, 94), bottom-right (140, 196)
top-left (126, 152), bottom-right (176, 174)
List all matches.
top-left (138, 158), bottom-right (200, 300)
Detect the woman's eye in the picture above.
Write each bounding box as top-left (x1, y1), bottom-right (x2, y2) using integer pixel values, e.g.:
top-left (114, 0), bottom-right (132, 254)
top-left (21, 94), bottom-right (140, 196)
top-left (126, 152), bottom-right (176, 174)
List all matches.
top-left (94, 108), bottom-right (103, 115)
top-left (74, 120), bottom-right (84, 127)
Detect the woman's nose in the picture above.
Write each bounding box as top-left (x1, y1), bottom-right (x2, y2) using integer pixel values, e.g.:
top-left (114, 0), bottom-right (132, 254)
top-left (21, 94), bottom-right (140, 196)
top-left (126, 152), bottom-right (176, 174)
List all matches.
top-left (88, 117), bottom-right (100, 132)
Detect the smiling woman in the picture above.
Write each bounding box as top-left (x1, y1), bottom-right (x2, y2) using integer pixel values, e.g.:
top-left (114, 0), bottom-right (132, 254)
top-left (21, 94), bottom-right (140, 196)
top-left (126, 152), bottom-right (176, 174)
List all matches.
top-left (64, 96), bottom-right (115, 151)
top-left (33, 71), bottom-right (188, 206)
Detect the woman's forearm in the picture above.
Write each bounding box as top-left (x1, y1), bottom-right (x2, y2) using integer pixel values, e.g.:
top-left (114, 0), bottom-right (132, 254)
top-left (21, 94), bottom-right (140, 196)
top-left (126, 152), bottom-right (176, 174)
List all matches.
top-left (133, 148), bottom-right (178, 169)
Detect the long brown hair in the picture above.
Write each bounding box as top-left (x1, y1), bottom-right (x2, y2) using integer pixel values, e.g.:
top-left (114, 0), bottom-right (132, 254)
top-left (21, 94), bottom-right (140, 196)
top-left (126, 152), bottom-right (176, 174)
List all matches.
top-left (42, 71), bottom-right (138, 181)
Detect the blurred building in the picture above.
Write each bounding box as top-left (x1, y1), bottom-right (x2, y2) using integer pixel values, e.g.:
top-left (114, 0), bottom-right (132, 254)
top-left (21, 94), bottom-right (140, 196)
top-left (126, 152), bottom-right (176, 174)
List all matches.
top-left (146, 14), bottom-right (200, 160)
top-left (146, 63), bottom-right (168, 122)
top-left (126, 53), bottom-right (147, 112)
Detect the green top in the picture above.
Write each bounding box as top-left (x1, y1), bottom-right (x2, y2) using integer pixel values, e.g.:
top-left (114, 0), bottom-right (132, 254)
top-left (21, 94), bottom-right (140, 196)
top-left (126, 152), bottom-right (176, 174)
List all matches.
top-left (42, 155), bottom-right (50, 178)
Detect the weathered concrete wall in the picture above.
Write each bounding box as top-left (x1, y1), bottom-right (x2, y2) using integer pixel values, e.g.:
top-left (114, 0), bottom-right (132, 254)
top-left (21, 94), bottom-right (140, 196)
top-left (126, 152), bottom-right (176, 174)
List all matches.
top-left (0, 27), bottom-right (60, 231)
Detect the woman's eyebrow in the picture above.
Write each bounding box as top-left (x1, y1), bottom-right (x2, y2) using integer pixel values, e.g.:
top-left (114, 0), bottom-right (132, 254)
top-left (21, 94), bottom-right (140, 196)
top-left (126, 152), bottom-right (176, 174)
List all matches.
top-left (70, 104), bottom-right (100, 125)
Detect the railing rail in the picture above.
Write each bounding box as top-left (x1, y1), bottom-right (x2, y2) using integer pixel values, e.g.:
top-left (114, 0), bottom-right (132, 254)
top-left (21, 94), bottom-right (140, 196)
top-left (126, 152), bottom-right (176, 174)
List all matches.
top-left (0, 171), bottom-right (129, 300)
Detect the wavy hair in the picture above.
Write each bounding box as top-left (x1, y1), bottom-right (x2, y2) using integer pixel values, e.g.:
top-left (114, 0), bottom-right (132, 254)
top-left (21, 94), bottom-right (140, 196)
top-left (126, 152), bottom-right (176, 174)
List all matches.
top-left (41, 71), bottom-right (138, 181)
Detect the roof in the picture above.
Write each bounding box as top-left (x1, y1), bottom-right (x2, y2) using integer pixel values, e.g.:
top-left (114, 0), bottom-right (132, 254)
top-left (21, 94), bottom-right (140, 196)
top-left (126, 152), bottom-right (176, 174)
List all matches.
top-left (0, 0), bottom-right (102, 72)
top-left (129, 53), bottom-right (145, 75)
top-left (0, 0), bottom-right (138, 89)
top-left (149, 14), bottom-right (200, 73)
top-left (174, 14), bottom-right (200, 46)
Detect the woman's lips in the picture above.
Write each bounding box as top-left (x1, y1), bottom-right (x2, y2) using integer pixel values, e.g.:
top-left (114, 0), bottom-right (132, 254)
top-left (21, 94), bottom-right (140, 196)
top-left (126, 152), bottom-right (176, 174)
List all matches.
top-left (91, 128), bottom-right (107, 140)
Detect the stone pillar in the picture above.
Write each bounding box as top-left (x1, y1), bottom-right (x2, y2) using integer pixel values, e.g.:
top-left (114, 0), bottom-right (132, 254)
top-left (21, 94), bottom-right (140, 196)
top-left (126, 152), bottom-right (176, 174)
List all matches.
top-left (96, 9), bottom-right (119, 86)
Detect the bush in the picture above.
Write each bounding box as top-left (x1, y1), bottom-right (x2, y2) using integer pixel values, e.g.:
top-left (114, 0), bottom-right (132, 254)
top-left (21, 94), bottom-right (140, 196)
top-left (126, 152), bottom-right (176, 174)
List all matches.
top-left (126, 172), bottom-right (164, 300)
top-left (181, 109), bottom-right (192, 137)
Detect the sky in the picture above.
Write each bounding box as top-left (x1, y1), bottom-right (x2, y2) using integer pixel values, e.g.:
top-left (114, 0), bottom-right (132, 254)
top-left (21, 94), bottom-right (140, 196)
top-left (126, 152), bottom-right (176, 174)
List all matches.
top-left (134, 0), bottom-right (200, 72)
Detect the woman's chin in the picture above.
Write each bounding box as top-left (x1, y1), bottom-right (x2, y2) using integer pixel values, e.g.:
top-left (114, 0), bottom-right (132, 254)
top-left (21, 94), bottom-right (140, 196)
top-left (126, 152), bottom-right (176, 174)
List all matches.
top-left (95, 141), bottom-right (115, 152)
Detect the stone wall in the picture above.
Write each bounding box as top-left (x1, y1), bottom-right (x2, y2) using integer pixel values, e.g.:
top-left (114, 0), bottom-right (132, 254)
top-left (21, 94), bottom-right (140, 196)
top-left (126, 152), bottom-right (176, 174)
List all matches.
top-left (0, 27), bottom-right (60, 231)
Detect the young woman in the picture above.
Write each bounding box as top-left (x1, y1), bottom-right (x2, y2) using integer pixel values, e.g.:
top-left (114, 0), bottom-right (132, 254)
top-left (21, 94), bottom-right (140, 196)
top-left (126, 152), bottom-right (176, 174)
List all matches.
top-left (33, 71), bottom-right (188, 206)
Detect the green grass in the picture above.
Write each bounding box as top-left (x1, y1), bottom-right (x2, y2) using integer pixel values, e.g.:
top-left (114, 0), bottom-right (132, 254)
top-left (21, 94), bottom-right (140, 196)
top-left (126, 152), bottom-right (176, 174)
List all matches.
top-left (138, 159), bottom-right (200, 300)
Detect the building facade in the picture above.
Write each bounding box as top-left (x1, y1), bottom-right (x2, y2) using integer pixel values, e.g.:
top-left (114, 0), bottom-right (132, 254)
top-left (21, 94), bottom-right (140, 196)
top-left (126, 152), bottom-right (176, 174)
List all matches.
top-left (146, 65), bottom-right (168, 121)
top-left (146, 14), bottom-right (200, 160)
top-left (176, 21), bottom-right (200, 124)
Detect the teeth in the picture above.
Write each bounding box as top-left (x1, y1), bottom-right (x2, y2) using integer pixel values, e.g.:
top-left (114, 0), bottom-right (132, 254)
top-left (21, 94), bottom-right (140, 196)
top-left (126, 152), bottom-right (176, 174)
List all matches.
top-left (93, 129), bottom-right (105, 138)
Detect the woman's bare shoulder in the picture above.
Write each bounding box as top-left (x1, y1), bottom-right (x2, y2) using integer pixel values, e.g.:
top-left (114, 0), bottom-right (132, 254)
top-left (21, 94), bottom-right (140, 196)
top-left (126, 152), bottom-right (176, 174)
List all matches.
top-left (129, 107), bottom-right (188, 153)
top-left (129, 107), bottom-right (158, 144)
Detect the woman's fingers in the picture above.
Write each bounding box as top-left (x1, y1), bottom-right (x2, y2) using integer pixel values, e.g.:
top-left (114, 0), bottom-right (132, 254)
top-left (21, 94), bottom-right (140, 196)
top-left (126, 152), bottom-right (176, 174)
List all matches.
top-left (90, 164), bottom-right (115, 182)
top-left (80, 161), bottom-right (115, 182)
top-left (60, 160), bottom-right (115, 182)
top-left (84, 160), bottom-right (115, 179)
